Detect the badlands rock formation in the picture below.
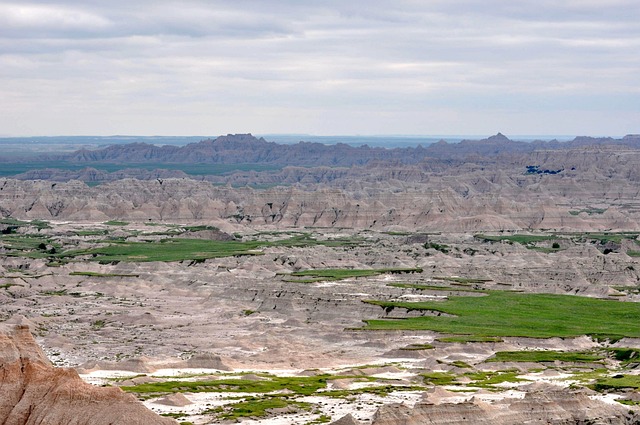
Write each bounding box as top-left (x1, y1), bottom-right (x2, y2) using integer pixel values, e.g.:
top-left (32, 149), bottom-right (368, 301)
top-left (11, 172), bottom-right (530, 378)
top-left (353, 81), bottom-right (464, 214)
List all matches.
top-left (0, 321), bottom-right (175, 425)
top-left (1, 168), bottom-right (639, 231)
top-left (369, 386), bottom-right (638, 425)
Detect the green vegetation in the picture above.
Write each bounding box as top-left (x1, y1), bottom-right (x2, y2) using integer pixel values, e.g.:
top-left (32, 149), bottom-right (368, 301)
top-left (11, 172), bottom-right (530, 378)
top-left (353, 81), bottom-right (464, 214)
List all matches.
top-left (424, 242), bottom-right (449, 253)
top-left (591, 374), bottom-right (640, 391)
top-left (57, 238), bottom-right (266, 262)
top-left (423, 369), bottom-right (525, 388)
top-left (464, 370), bottom-right (526, 388)
top-left (422, 372), bottom-right (457, 386)
top-left (388, 283), bottom-right (487, 293)
top-left (0, 234), bottom-right (59, 257)
top-left (0, 218), bottom-right (50, 230)
top-left (320, 384), bottom-right (423, 398)
top-left (573, 232), bottom-right (640, 244)
top-left (122, 372), bottom-right (421, 406)
top-left (69, 271), bottom-right (139, 277)
top-left (285, 267), bottom-right (422, 283)
top-left (103, 220), bottom-right (129, 226)
top-left (400, 343), bottom-right (434, 351)
top-left (207, 397), bottom-right (312, 420)
top-left (475, 233), bottom-right (566, 252)
top-left (435, 335), bottom-right (503, 343)
top-left (612, 285), bottom-right (640, 295)
top-left (361, 291), bottom-right (640, 340)
top-left (0, 161), bottom-right (280, 178)
top-left (569, 208), bottom-right (607, 216)
top-left (306, 415), bottom-right (331, 424)
top-left (1, 230), bottom-right (363, 263)
top-left (40, 289), bottom-right (68, 296)
top-left (627, 250), bottom-right (640, 257)
top-left (91, 320), bottom-right (106, 329)
top-left (487, 350), bottom-right (604, 363)
top-left (606, 348), bottom-right (640, 364)
top-left (60, 234), bottom-right (352, 263)
top-left (122, 374), bottom-right (333, 397)
top-left (433, 276), bottom-right (491, 285)
top-left (475, 234), bottom-right (558, 245)
top-left (182, 225), bottom-right (219, 232)
top-left (448, 360), bottom-right (472, 368)
top-left (73, 229), bottom-right (109, 236)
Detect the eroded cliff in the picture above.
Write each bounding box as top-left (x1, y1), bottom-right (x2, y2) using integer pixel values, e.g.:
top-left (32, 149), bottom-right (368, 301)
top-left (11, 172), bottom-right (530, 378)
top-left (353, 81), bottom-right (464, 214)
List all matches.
top-left (0, 322), bottom-right (175, 425)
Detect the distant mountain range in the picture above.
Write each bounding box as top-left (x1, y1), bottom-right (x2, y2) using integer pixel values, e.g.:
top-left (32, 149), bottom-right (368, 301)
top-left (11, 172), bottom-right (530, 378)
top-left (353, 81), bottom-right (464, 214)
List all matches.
top-left (39, 133), bottom-right (639, 166)
top-left (49, 134), bottom-right (425, 166)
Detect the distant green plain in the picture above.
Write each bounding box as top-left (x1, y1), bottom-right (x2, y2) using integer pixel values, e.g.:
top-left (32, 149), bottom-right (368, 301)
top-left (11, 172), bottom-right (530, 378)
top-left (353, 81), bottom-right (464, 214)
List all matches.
top-left (363, 291), bottom-right (640, 340)
top-left (0, 161), bottom-right (279, 177)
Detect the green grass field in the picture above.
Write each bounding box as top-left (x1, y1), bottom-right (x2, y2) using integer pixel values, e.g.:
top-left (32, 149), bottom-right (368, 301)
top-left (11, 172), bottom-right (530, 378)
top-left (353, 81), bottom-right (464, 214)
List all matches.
top-left (123, 374), bottom-right (331, 396)
top-left (362, 291), bottom-right (640, 340)
top-left (486, 350), bottom-right (604, 363)
top-left (2, 231), bottom-right (363, 263)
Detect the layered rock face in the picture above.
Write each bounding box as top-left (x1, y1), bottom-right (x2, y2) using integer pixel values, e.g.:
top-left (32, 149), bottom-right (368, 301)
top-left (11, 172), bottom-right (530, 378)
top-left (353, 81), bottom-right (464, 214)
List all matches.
top-left (0, 172), bottom-right (639, 231)
top-left (370, 387), bottom-right (638, 425)
top-left (0, 322), bottom-right (175, 425)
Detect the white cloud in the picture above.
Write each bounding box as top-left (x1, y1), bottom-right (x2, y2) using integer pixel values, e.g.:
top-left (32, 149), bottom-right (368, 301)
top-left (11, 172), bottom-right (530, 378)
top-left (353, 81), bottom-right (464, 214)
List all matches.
top-left (0, 3), bottom-right (111, 35)
top-left (0, 0), bottom-right (638, 136)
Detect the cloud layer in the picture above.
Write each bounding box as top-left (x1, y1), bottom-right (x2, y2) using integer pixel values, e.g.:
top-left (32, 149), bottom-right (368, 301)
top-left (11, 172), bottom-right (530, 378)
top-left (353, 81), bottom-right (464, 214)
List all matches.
top-left (1, 1), bottom-right (638, 136)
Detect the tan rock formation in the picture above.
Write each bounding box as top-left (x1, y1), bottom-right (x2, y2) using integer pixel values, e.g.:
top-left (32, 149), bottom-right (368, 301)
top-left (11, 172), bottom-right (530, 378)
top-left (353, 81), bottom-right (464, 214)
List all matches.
top-left (0, 323), bottom-right (176, 425)
top-left (371, 385), bottom-right (637, 425)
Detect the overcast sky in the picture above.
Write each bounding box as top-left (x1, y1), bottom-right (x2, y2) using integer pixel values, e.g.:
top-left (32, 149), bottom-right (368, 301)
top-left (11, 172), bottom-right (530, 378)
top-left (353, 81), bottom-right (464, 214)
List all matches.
top-left (1, 1), bottom-right (638, 137)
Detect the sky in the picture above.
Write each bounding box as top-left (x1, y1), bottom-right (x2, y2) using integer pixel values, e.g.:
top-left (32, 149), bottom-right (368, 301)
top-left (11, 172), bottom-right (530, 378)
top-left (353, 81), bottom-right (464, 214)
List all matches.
top-left (0, 0), bottom-right (638, 137)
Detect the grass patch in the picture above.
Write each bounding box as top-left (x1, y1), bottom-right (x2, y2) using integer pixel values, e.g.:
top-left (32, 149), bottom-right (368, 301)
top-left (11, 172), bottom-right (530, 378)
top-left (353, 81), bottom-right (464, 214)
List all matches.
top-left (0, 234), bottom-right (59, 257)
top-left (0, 218), bottom-right (50, 230)
top-left (400, 343), bottom-right (434, 351)
top-left (56, 235), bottom-right (344, 263)
top-left (2, 233), bottom-right (364, 263)
top-left (422, 372), bottom-right (457, 386)
top-left (361, 291), bottom-right (640, 340)
top-left (464, 370), bottom-right (526, 388)
top-left (40, 289), bottom-right (68, 296)
top-left (285, 267), bottom-right (422, 282)
top-left (319, 384), bottom-right (424, 398)
top-left (569, 208), bottom-right (607, 216)
top-left (433, 276), bottom-right (491, 285)
top-left (591, 374), bottom-right (640, 391)
top-left (436, 335), bottom-right (503, 343)
top-left (73, 229), bottom-right (109, 236)
top-left (69, 271), bottom-right (139, 277)
top-left (208, 397), bottom-right (312, 420)
top-left (182, 225), bottom-right (219, 232)
top-left (388, 283), bottom-right (487, 293)
top-left (627, 251), bottom-right (640, 257)
top-left (424, 242), bottom-right (449, 253)
top-left (606, 348), bottom-right (640, 364)
top-left (91, 320), bottom-right (106, 330)
top-left (486, 350), bottom-right (604, 363)
top-left (103, 220), bottom-right (129, 226)
top-left (122, 374), bottom-right (333, 397)
top-left (475, 234), bottom-right (558, 245)
top-left (576, 232), bottom-right (640, 244)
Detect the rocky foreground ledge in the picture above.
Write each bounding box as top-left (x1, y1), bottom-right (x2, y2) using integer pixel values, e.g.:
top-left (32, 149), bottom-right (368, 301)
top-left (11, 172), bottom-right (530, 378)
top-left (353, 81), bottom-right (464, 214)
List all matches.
top-left (0, 320), bottom-right (175, 425)
top-left (366, 387), bottom-right (639, 425)
top-left (2, 319), bottom-right (638, 425)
